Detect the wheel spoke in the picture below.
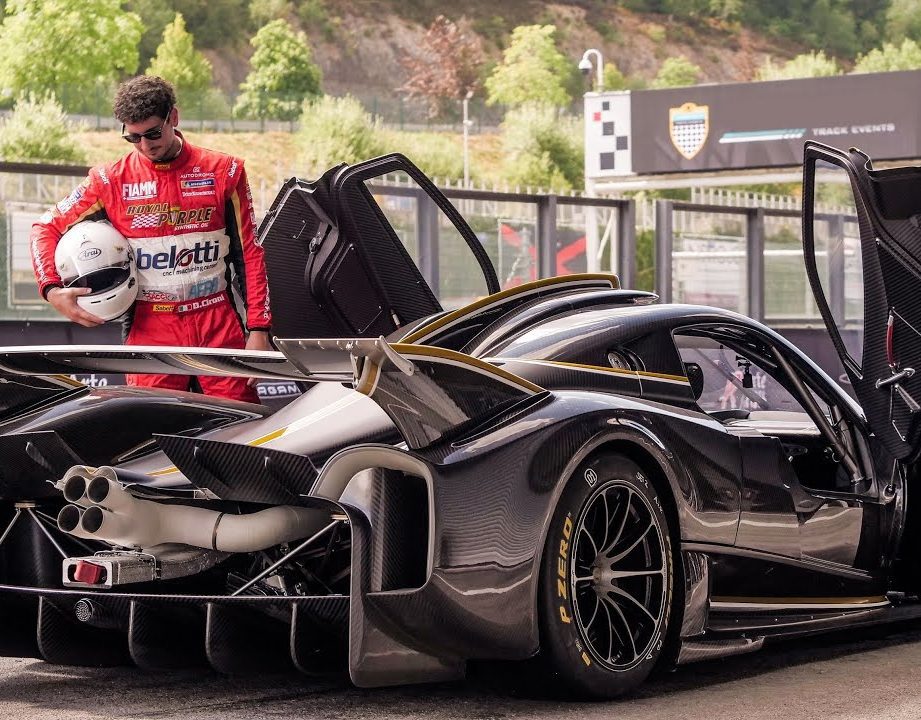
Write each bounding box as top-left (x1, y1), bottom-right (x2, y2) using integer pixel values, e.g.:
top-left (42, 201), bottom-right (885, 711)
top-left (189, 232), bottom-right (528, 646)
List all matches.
top-left (573, 574), bottom-right (595, 584)
top-left (600, 490), bottom-right (611, 551)
top-left (609, 520), bottom-right (653, 564)
top-left (608, 584), bottom-right (658, 624)
top-left (586, 592), bottom-right (600, 632)
top-left (580, 523), bottom-right (599, 557)
top-left (599, 593), bottom-right (637, 662)
top-left (598, 593), bottom-right (615, 663)
top-left (609, 567), bottom-right (664, 580)
top-left (600, 487), bottom-right (632, 556)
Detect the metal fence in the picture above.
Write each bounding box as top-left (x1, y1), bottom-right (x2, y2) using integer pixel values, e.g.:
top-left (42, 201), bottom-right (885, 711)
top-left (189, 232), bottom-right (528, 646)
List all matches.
top-left (0, 161), bottom-right (636, 322)
top-left (653, 199), bottom-right (859, 328)
top-left (0, 161), bottom-right (863, 332)
top-left (3, 87), bottom-right (508, 134)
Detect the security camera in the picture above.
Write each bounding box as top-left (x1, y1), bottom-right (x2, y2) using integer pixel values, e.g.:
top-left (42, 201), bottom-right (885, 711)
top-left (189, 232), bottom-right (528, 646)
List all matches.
top-left (578, 57), bottom-right (593, 74)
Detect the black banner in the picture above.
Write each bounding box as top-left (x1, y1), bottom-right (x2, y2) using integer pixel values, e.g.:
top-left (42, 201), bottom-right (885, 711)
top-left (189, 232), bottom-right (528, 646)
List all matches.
top-left (631, 70), bottom-right (921, 174)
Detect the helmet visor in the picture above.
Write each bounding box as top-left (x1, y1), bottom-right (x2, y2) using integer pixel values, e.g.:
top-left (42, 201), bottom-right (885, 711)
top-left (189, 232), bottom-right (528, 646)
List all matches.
top-left (66, 265), bottom-right (132, 295)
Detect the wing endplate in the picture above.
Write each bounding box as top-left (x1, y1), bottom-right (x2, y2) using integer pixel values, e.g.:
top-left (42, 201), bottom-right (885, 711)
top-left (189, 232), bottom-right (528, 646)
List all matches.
top-left (276, 338), bottom-right (545, 449)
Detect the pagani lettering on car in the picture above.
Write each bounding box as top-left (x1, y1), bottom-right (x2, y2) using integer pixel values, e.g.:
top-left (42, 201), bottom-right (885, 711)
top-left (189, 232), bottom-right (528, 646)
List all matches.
top-left (1, 144), bottom-right (920, 697)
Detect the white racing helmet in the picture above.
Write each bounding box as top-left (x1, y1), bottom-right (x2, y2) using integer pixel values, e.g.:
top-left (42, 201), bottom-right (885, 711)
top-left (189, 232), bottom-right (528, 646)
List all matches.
top-left (54, 221), bottom-right (137, 321)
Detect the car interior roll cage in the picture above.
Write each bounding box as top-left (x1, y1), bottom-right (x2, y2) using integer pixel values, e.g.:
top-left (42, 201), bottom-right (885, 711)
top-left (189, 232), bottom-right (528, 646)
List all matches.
top-left (674, 322), bottom-right (872, 493)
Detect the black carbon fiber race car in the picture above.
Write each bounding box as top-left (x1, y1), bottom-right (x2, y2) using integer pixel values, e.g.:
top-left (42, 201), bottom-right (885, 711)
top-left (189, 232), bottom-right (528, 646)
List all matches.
top-left (0, 142), bottom-right (919, 698)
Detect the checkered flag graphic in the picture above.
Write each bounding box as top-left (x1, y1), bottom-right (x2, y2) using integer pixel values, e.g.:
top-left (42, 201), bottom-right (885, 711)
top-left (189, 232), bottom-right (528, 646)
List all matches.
top-left (131, 214), bottom-right (161, 229)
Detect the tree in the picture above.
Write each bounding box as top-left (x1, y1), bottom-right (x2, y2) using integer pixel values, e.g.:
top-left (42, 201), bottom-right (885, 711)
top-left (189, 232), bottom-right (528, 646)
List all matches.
top-left (0, 93), bottom-right (86, 163)
top-left (125, 0), bottom-right (176, 72)
top-left (249, 0), bottom-right (292, 25)
top-left (484, 25), bottom-right (571, 108)
top-left (297, 95), bottom-right (383, 174)
top-left (756, 51), bottom-right (841, 80)
top-left (650, 57), bottom-right (701, 88)
top-left (401, 15), bottom-right (484, 119)
top-left (170, 0), bottom-right (249, 49)
top-left (854, 38), bottom-right (921, 72)
top-left (146, 14), bottom-right (212, 98)
top-left (603, 63), bottom-right (630, 91)
top-left (888, 0), bottom-right (921, 43)
top-left (234, 19), bottom-right (322, 121)
top-left (0, 0), bottom-right (142, 102)
top-left (500, 103), bottom-right (583, 191)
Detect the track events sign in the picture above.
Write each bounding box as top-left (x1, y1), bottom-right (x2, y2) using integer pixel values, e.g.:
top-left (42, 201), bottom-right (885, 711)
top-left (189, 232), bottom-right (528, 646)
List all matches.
top-left (584, 69), bottom-right (921, 177)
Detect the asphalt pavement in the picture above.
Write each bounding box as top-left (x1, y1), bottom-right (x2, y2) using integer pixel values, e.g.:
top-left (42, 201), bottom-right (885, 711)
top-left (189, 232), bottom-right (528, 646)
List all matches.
top-left (2, 622), bottom-right (920, 720)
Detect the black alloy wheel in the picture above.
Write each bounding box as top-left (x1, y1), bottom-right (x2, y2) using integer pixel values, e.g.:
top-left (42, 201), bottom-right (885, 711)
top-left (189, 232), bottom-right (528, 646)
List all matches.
top-left (539, 452), bottom-right (675, 698)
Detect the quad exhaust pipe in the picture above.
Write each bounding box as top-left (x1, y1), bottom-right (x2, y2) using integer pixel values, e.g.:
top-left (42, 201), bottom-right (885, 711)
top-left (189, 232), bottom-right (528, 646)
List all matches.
top-left (56, 466), bottom-right (329, 553)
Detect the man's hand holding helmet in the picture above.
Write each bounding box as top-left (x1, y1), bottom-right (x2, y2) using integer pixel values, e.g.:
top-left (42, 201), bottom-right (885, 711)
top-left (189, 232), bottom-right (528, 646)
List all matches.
top-left (46, 286), bottom-right (105, 327)
top-left (51, 221), bottom-right (138, 325)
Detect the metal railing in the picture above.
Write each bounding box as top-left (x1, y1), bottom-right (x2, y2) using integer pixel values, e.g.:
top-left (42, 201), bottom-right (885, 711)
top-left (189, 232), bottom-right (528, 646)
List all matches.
top-left (0, 161), bottom-right (637, 320)
top-left (654, 199), bottom-right (858, 327)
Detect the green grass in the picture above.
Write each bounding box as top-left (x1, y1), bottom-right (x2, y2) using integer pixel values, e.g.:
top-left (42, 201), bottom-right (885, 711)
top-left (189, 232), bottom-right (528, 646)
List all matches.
top-left (74, 128), bottom-right (506, 192)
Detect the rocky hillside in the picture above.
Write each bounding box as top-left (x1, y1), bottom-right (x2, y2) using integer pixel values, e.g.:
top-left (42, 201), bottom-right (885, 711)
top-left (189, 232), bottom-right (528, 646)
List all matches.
top-left (205, 1), bottom-right (802, 105)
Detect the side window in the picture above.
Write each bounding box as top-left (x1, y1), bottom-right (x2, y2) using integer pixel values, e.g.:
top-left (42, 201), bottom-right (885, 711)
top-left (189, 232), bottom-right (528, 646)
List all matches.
top-left (673, 332), bottom-right (807, 415)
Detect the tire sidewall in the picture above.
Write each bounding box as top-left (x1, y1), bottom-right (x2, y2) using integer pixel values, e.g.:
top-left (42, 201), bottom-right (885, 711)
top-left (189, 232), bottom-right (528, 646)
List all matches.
top-left (539, 452), bottom-right (674, 698)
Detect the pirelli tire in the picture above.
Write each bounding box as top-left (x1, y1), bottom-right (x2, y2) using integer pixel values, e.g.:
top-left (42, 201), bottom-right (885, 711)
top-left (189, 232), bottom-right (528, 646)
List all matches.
top-left (539, 452), bottom-right (676, 698)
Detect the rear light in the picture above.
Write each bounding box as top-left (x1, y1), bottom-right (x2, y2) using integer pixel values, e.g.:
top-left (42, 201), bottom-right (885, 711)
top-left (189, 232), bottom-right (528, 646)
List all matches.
top-left (72, 560), bottom-right (106, 585)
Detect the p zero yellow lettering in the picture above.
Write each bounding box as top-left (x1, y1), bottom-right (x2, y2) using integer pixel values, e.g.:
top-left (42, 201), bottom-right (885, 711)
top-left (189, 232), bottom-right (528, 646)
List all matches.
top-left (557, 513), bottom-right (574, 624)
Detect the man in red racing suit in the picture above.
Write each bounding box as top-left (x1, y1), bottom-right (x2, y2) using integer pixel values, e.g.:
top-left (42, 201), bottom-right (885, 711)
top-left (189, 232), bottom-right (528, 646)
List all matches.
top-left (31, 76), bottom-right (271, 404)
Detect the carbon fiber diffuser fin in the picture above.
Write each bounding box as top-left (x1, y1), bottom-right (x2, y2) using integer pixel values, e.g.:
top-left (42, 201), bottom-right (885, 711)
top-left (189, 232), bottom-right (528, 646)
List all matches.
top-left (155, 435), bottom-right (318, 503)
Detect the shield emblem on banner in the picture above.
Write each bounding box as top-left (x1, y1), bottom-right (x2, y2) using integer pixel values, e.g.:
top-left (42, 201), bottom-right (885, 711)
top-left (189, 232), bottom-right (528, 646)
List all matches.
top-left (669, 102), bottom-right (709, 160)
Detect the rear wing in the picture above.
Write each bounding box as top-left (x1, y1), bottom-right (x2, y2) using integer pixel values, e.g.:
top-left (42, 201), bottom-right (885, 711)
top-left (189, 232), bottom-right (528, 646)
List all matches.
top-left (0, 340), bottom-right (544, 450)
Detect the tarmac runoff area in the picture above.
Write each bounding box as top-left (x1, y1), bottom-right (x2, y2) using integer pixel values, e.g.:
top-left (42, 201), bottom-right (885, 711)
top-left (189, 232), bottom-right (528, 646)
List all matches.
top-left (0, 622), bottom-right (920, 720)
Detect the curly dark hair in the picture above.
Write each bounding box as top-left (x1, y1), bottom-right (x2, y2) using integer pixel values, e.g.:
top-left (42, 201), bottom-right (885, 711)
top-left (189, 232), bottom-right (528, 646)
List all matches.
top-left (112, 76), bottom-right (176, 124)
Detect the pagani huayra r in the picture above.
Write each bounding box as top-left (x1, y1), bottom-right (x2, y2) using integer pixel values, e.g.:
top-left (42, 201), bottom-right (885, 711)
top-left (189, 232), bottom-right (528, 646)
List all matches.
top-left (0, 145), bottom-right (919, 698)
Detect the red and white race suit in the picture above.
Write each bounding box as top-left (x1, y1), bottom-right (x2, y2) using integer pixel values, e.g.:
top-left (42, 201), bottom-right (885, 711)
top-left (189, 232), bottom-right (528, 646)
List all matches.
top-left (30, 134), bottom-right (272, 403)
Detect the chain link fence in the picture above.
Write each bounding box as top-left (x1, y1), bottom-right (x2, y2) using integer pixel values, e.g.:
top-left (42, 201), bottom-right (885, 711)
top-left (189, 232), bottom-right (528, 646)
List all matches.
top-left (1, 84), bottom-right (509, 134)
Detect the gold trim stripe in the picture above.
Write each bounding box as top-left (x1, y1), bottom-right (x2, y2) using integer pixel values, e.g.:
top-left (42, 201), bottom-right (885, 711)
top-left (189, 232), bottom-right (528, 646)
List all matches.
top-left (148, 465), bottom-right (179, 476)
top-left (249, 428), bottom-right (286, 446)
top-left (390, 343), bottom-right (544, 393)
top-left (711, 595), bottom-right (887, 605)
top-left (401, 274), bottom-right (620, 343)
top-left (494, 358), bottom-right (689, 384)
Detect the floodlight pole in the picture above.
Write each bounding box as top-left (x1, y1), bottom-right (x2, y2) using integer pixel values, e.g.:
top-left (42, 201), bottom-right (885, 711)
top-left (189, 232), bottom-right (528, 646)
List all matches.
top-left (463, 90), bottom-right (474, 188)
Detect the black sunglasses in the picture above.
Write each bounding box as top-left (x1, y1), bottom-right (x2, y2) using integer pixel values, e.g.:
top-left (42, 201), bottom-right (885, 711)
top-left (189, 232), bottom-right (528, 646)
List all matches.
top-left (121, 110), bottom-right (171, 144)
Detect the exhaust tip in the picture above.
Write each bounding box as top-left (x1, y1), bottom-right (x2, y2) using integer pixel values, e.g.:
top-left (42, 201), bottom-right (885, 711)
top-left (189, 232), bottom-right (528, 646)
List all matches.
top-left (57, 504), bottom-right (83, 533)
top-left (86, 476), bottom-right (112, 505)
top-left (81, 505), bottom-right (104, 534)
top-left (94, 466), bottom-right (118, 483)
top-left (62, 475), bottom-right (89, 504)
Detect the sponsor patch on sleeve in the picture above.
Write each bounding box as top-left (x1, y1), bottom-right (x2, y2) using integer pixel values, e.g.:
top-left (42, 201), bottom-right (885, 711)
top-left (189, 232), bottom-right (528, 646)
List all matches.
top-left (181, 178), bottom-right (216, 190)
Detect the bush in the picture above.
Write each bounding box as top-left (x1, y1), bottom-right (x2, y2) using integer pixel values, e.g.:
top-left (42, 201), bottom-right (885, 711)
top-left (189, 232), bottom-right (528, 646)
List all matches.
top-left (499, 103), bottom-right (583, 192)
top-left (757, 51), bottom-right (841, 80)
top-left (297, 95), bottom-right (384, 175)
top-left (378, 129), bottom-right (464, 180)
top-left (0, 94), bottom-right (87, 164)
top-left (854, 39), bottom-right (921, 73)
top-left (651, 56), bottom-right (701, 88)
